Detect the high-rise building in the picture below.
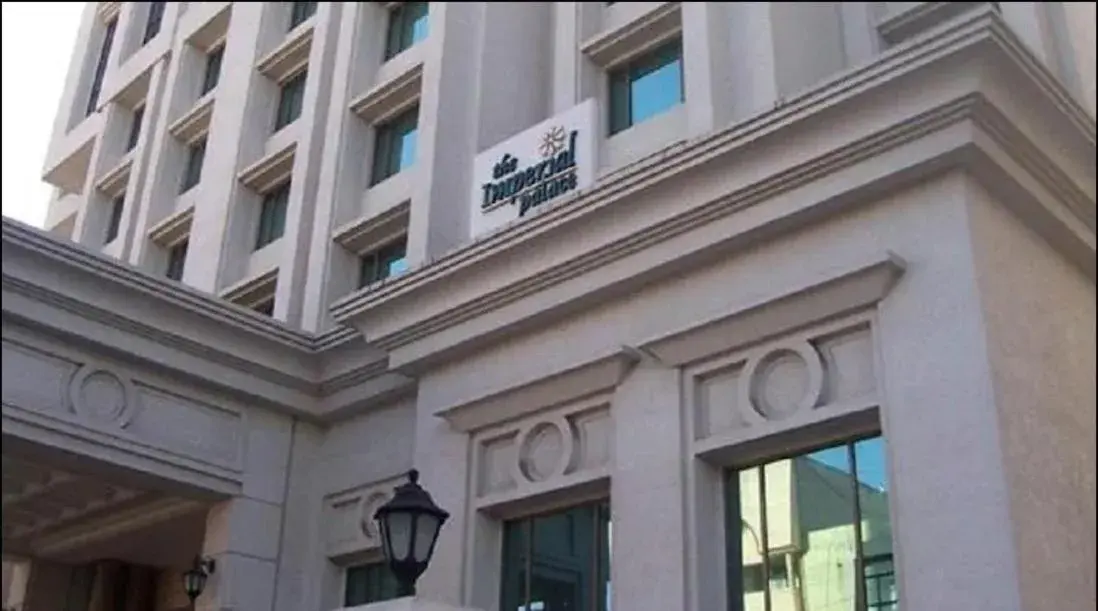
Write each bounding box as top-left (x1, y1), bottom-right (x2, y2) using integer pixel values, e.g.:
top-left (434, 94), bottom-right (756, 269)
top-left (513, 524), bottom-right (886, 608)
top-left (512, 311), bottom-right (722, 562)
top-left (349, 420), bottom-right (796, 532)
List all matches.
top-left (3, 2), bottom-right (1094, 611)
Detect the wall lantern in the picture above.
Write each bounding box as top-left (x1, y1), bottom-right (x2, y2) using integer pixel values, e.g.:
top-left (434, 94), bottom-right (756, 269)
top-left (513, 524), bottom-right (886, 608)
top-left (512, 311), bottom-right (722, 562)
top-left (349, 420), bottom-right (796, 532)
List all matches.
top-left (373, 469), bottom-right (450, 596)
top-left (182, 556), bottom-right (216, 606)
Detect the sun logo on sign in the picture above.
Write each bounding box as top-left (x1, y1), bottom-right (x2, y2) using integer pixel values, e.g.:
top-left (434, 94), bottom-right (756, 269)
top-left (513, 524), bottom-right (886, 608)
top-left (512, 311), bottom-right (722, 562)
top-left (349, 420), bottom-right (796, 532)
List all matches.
top-left (539, 126), bottom-right (568, 158)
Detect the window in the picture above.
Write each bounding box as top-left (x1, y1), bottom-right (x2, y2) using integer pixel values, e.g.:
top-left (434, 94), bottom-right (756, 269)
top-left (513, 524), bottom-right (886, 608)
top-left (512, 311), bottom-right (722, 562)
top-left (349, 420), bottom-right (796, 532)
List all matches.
top-left (143, 1), bottom-right (166, 44)
top-left (86, 18), bottom-right (118, 116)
top-left (359, 238), bottom-right (409, 288)
top-left (344, 562), bottom-right (401, 607)
top-left (180, 138), bottom-right (207, 193)
top-left (384, 1), bottom-right (429, 60)
top-left (863, 554), bottom-right (898, 611)
top-left (274, 71), bottom-right (307, 131)
top-left (726, 436), bottom-right (895, 611)
top-left (201, 45), bottom-right (224, 95)
top-left (607, 38), bottom-right (683, 135)
top-left (255, 182), bottom-right (290, 249)
top-left (166, 240), bottom-right (188, 281)
top-left (126, 106), bottom-right (144, 152)
top-left (289, 1), bottom-right (317, 30)
top-left (370, 105), bottom-right (419, 185)
top-left (500, 502), bottom-right (611, 611)
top-left (104, 195), bottom-right (125, 244)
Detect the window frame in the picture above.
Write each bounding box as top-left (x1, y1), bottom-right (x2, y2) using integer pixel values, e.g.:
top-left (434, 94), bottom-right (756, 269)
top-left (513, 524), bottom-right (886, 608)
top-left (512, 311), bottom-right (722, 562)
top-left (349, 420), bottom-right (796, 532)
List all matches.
top-left (165, 239), bottom-right (188, 281)
top-left (607, 37), bottom-right (684, 135)
top-left (274, 70), bottom-right (308, 132)
top-left (201, 45), bottom-right (224, 96)
top-left (343, 561), bottom-right (402, 607)
top-left (126, 105), bottom-right (145, 152)
top-left (723, 433), bottom-right (895, 611)
top-left (499, 499), bottom-right (612, 611)
top-left (369, 105), bottom-right (419, 186)
top-left (255, 182), bottom-right (291, 250)
top-left (383, 1), bottom-right (429, 61)
top-left (180, 137), bottom-right (207, 193)
top-left (104, 195), bottom-right (125, 244)
top-left (86, 18), bottom-right (118, 117)
top-left (143, 1), bottom-right (166, 44)
top-left (358, 237), bottom-right (409, 288)
top-left (289, 1), bottom-right (318, 31)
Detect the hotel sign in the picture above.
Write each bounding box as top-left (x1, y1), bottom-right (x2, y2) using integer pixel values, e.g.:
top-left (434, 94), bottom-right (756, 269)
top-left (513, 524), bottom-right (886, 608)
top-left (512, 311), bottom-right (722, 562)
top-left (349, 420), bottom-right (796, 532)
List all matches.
top-left (470, 99), bottom-right (597, 239)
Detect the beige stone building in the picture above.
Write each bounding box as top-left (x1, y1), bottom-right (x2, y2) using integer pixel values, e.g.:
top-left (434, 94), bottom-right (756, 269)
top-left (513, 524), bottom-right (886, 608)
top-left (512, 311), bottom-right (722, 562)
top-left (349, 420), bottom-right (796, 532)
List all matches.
top-left (2, 2), bottom-right (1095, 611)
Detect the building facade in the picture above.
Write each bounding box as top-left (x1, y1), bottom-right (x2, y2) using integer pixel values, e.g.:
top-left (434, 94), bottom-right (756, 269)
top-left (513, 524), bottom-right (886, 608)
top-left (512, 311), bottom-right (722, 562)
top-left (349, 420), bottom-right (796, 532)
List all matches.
top-left (2, 2), bottom-right (1095, 611)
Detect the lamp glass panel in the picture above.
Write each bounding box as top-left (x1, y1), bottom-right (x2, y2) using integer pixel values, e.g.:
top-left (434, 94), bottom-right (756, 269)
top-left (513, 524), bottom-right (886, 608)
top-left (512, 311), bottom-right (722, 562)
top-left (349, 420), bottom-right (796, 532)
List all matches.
top-left (183, 570), bottom-right (206, 596)
top-left (386, 512), bottom-right (414, 562)
top-left (377, 517), bottom-right (394, 562)
top-left (413, 513), bottom-right (441, 562)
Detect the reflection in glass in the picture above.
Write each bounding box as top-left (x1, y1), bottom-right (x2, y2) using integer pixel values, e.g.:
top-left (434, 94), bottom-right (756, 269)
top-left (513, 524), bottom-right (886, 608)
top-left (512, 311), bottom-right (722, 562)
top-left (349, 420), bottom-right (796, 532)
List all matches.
top-left (607, 39), bottom-right (684, 134)
top-left (727, 436), bottom-right (896, 611)
top-left (500, 501), bottom-right (611, 611)
top-left (344, 562), bottom-right (401, 607)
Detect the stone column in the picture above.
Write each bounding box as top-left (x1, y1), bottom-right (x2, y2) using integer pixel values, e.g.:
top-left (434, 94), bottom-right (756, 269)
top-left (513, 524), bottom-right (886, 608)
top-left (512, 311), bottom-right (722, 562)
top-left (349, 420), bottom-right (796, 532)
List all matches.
top-left (610, 356), bottom-right (687, 611)
top-left (196, 409), bottom-right (296, 611)
top-left (405, 2), bottom-right (483, 265)
top-left (874, 178), bottom-right (1023, 611)
top-left (183, 2), bottom-right (265, 293)
top-left (681, 2), bottom-right (734, 137)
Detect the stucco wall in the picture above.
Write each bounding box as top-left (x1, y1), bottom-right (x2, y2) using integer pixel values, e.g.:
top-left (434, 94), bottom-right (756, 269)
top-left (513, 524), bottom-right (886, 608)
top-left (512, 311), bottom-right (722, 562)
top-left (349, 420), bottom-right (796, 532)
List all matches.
top-left (966, 182), bottom-right (1097, 611)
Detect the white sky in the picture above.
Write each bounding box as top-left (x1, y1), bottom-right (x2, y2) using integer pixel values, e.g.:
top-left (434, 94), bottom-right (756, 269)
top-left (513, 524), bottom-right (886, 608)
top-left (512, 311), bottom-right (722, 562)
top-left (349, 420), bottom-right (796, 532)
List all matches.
top-left (2, 2), bottom-right (85, 228)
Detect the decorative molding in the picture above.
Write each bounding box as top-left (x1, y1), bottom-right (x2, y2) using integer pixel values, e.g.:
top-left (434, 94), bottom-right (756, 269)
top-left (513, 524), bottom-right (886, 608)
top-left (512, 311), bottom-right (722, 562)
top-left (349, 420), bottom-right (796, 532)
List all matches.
top-left (256, 21), bottom-right (314, 84)
top-left (1, 221), bottom-right (313, 350)
top-left (349, 62), bottom-right (423, 125)
top-left (641, 254), bottom-right (906, 367)
top-left (323, 474), bottom-right (403, 559)
top-left (332, 202), bottom-right (411, 255)
top-left (238, 142), bottom-right (297, 193)
top-left (472, 394), bottom-right (612, 510)
top-left (581, 2), bottom-right (683, 69)
top-left (3, 7), bottom-right (1094, 432)
top-left (877, 2), bottom-right (993, 46)
top-left (68, 365), bottom-right (139, 429)
top-left (184, 3), bottom-right (232, 52)
top-left (436, 354), bottom-right (635, 433)
top-left (147, 205), bottom-right (194, 247)
top-left (167, 93), bottom-right (215, 145)
top-left (688, 312), bottom-right (882, 464)
top-left (331, 10), bottom-right (1094, 357)
top-left (219, 268), bottom-right (279, 309)
top-left (94, 153), bottom-right (134, 198)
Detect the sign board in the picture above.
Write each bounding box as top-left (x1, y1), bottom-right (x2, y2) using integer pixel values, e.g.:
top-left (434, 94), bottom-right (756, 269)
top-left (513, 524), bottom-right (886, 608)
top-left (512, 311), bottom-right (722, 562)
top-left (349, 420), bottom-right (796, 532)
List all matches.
top-left (469, 99), bottom-right (598, 239)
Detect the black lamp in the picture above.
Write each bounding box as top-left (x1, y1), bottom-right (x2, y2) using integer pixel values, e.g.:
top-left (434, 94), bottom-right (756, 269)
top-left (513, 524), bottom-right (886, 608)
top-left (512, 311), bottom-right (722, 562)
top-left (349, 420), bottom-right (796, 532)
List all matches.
top-left (373, 469), bottom-right (450, 596)
top-left (182, 556), bottom-right (216, 605)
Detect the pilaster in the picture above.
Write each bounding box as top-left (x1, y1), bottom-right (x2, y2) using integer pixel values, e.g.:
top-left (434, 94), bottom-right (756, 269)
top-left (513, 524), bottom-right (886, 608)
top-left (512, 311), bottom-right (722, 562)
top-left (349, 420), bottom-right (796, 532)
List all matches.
top-left (610, 357), bottom-right (687, 611)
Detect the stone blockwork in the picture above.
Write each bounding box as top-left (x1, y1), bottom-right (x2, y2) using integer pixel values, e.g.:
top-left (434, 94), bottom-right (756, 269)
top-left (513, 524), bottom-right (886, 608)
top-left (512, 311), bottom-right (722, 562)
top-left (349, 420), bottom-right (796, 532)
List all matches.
top-left (4, 5), bottom-right (1094, 611)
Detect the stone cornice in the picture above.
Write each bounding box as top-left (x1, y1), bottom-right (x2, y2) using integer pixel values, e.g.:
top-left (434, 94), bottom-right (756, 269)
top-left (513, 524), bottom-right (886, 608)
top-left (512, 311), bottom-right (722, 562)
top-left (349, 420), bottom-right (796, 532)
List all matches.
top-left (1, 221), bottom-right (384, 421)
top-left (333, 9), bottom-right (1094, 363)
top-left (4, 8), bottom-right (1093, 427)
